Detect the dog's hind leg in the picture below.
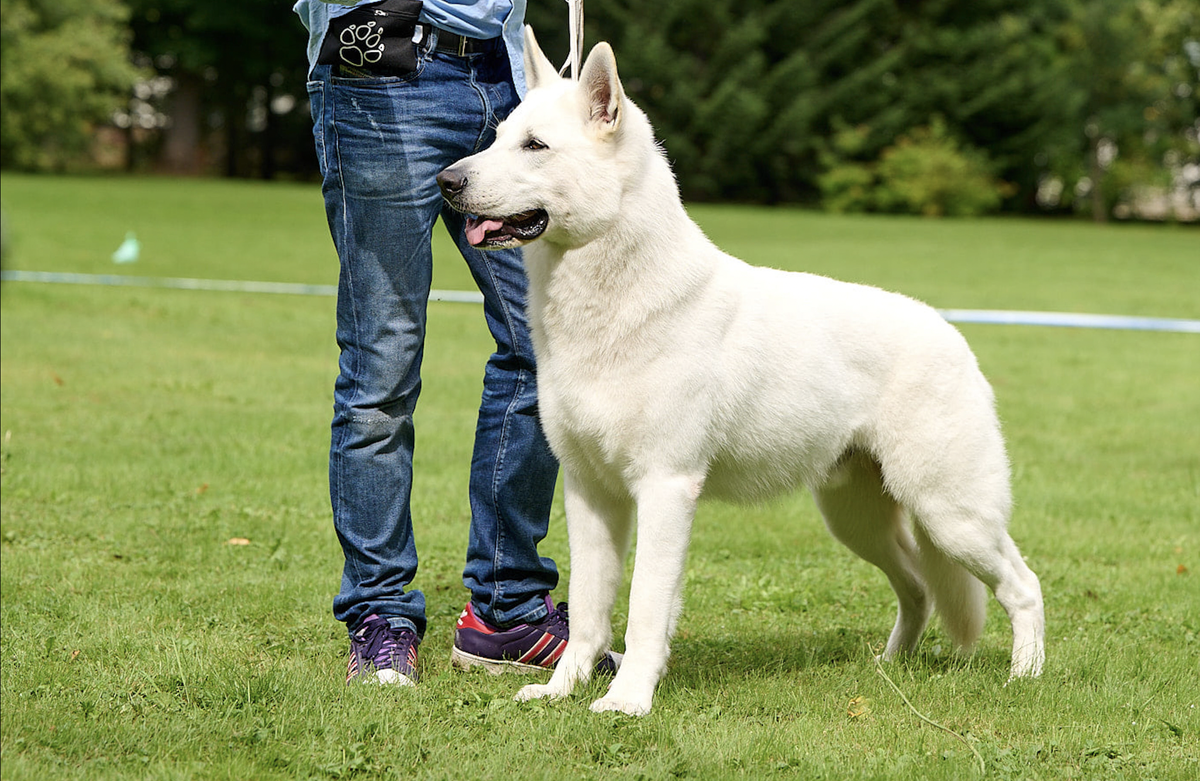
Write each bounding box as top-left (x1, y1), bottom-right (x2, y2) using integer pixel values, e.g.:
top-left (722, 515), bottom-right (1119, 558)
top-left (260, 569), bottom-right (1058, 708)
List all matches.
top-left (812, 451), bottom-right (931, 660)
top-left (516, 472), bottom-right (633, 704)
top-left (589, 472), bottom-right (702, 716)
top-left (910, 512), bottom-right (1045, 679)
top-left (892, 447), bottom-right (1043, 677)
top-left (871, 374), bottom-right (1044, 679)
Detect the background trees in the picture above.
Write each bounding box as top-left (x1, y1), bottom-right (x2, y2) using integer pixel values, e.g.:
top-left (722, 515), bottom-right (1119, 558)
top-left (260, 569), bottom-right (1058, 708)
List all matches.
top-left (0, 0), bottom-right (143, 170)
top-left (122, 0), bottom-right (313, 178)
top-left (1056, 0), bottom-right (1200, 221)
top-left (541, 0), bottom-right (1106, 213)
top-left (1, 0), bottom-right (1196, 219)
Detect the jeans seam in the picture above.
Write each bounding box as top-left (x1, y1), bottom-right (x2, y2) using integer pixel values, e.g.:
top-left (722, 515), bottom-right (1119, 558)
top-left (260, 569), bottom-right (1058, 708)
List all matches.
top-left (327, 73), bottom-right (365, 590)
top-left (468, 54), bottom-right (493, 154)
top-left (488, 366), bottom-right (528, 612)
top-left (308, 81), bottom-right (327, 169)
top-left (465, 52), bottom-right (525, 613)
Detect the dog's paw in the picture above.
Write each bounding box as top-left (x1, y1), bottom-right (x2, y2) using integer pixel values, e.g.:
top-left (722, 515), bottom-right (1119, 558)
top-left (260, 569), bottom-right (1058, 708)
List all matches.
top-left (1007, 646), bottom-right (1045, 681)
top-left (589, 695), bottom-right (652, 717)
top-left (1005, 662), bottom-right (1044, 684)
top-left (514, 683), bottom-right (567, 703)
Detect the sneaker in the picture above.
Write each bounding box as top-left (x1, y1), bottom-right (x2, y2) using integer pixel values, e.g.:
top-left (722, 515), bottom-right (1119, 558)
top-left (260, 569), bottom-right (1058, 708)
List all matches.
top-left (346, 614), bottom-right (419, 686)
top-left (450, 595), bottom-right (622, 675)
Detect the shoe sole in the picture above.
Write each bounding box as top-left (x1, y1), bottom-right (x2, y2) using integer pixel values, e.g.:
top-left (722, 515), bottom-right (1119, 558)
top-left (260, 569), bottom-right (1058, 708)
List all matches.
top-left (450, 646), bottom-right (625, 675)
top-left (375, 668), bottom-right (417, 686)
top-left (450, 645), bottom-right (553, 675)
top-left (346, 668), bottom-right (417, 686)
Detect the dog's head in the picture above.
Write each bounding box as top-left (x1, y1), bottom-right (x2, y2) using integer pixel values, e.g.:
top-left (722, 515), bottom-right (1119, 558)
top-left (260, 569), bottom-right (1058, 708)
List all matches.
top-left (438, 27), bottom-right (649, 250)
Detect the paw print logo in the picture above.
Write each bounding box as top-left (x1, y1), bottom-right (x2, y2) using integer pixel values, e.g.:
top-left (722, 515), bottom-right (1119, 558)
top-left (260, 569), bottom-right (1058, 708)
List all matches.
top-left (339, 21), bottom-right (385, 67)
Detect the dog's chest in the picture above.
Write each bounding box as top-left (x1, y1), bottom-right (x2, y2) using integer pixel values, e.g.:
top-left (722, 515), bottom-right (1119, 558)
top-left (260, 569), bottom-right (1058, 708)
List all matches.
top-left (538, 361), bottom-right (666, 479)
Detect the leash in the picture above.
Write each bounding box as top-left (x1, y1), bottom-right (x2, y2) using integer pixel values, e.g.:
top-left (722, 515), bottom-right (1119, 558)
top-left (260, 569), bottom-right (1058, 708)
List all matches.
top-left (558, 0), bottom-right (584, 80)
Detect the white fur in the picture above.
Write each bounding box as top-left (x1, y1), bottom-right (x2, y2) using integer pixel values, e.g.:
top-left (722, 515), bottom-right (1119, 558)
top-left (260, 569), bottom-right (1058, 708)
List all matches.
top-left (441, 29), bottom-right (1045, 716)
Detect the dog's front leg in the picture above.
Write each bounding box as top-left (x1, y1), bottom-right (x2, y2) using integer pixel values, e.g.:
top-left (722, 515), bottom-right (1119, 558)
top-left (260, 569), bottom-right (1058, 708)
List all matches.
top-left (590, 474), bottom-right (700, 716)
top-left (516, 472), bottom-right (632, 704)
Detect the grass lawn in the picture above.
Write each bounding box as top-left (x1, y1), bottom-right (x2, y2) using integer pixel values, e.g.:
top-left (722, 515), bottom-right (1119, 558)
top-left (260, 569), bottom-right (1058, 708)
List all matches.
top-left (1, 173), bottom-right (1197, 780)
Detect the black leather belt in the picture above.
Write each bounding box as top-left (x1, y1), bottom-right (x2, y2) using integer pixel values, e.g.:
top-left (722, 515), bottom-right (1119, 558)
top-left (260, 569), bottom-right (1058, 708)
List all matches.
top-left (428, 27), bottom-right (498, 57)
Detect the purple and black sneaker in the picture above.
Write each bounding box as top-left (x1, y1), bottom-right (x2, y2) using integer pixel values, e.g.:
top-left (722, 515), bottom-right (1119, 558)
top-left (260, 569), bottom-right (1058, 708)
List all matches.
top-left (450, 595), bottom-right (622, 675)
top-left (346, 614), bottom-right (419, 686)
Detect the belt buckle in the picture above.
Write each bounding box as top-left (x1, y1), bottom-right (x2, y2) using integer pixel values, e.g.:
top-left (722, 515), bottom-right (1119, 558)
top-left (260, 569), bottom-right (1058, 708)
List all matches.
top-left (455, 34), bottom-right (469, 57)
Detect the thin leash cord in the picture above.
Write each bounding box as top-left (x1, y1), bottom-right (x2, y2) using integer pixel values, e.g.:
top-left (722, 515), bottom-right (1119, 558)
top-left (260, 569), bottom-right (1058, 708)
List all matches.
top-left (558, 0), bottom-right (584, 80)
top-left (873, 655), bottom-right (986, 776)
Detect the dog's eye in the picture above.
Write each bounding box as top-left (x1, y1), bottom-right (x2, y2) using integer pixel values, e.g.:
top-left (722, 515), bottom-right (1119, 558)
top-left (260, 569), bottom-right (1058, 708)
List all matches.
top-left (523, 137), bottom-right (548, 151)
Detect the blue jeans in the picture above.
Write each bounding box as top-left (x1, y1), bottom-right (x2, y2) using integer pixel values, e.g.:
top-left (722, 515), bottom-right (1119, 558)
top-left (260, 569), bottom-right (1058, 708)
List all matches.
top-left (307, 37), bottom-right (559, 639)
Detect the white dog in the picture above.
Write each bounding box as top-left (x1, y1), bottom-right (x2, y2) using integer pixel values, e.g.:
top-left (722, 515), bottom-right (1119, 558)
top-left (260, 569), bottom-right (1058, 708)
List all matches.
top-left (437, 29), bottom-right (1045, 717)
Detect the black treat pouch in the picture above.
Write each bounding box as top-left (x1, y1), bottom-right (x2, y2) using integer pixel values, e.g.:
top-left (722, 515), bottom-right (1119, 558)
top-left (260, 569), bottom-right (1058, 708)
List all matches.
top-left (317, 0), bottom-right (424, 77)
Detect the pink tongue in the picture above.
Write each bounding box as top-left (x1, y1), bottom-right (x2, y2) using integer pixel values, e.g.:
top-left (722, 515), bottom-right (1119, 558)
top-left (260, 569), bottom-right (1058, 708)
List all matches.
top-left (466, 217), bottom-right (506, 246)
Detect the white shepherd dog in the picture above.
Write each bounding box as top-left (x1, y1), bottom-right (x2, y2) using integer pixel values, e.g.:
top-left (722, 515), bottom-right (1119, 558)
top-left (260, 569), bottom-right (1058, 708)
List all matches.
top-left (438, 29), bottom-right (1045, 717)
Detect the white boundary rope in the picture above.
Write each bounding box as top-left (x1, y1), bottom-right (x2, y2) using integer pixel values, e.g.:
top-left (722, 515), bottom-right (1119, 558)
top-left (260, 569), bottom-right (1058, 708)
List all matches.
top-left (4, 270), bottom-right (1198, 333)
top-left (0, 270), bottom-right (481, 304)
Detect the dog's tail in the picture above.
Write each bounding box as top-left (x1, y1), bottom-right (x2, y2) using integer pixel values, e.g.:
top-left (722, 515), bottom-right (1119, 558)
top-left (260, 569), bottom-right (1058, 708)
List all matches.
top-left (912, 526), bottom-right (987, 652)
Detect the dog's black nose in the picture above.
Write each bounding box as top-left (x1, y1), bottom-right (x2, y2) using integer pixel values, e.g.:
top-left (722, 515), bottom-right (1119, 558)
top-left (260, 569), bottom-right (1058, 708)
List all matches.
top-left (437, 168), bottom-right (467, 198)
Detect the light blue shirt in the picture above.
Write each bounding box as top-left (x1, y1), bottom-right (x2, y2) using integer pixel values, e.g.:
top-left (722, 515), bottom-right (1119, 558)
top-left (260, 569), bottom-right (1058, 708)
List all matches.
top-left (294, 0), bottom-right (529, 96)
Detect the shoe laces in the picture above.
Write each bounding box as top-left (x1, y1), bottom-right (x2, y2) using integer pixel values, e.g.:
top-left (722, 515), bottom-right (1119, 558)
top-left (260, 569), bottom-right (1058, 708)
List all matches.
top-left (356, 617), bottom-right (413, 668)
top-left (536, 602), bottom-right (570, 635)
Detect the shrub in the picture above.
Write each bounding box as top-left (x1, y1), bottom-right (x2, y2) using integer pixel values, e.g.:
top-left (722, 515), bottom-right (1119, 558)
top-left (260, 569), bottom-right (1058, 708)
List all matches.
top-left (874, 118), bottom-right (1009, 217)
top-left (0, 0), bottom-right (142, 171)
top-left (816, 120), bottom-right (877, 213)
top-left (816, 163), bottom-right (876, 213)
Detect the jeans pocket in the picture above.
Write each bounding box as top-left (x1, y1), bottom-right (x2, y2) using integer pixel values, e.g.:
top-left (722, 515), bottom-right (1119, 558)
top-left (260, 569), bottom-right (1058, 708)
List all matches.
top-left (306, 79), bottom-right (327, 176)
top-left (328, 45), bottom-right (429, 86)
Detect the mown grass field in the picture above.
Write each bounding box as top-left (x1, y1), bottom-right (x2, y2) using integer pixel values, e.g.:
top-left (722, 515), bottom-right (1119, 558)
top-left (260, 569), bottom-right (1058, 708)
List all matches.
top-left (1, 173), bottom-right (1197, 780)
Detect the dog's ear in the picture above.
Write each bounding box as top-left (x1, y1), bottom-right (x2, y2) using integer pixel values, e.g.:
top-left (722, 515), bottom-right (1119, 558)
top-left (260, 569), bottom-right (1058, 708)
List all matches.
top-left (523, 26), bottom-right (561, 91)
top-left (580, 42), bottom-right (624, 134)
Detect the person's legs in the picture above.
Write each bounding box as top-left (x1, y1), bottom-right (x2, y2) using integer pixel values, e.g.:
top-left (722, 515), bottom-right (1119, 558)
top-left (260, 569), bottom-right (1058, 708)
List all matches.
top-left (310, 36), bottom-right (561, 658)
top-left (311, 51), bottom-right (472, 639)
top-left (443, 44), bottom-right (561, 628)
top-left (450, 214), bottom-right (561, 627)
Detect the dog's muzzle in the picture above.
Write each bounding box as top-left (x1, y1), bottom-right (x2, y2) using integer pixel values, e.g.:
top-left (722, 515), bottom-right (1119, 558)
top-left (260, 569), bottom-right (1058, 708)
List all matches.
top-left (437, 168), bottom-right (549, 249)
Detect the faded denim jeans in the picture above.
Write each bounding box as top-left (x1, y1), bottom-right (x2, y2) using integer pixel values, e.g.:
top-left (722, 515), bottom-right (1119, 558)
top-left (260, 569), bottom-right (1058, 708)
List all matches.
top-left (307, 34), bottom-right (559, 639)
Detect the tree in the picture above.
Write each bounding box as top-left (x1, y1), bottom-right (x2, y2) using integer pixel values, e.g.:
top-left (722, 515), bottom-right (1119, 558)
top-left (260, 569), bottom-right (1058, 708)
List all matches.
top-left (0, 0), bottom-right (143, 170)
top-left (890, 0), bottom-right (1081, 211)
top-left (125, 0), bottom-right (314, 178)
top-left (1059, 0), bottom-right (1199, 220)
top-left (533, 0), bottom-right (902, 202)
top-left (534, 0), bottom-right (1078, 208)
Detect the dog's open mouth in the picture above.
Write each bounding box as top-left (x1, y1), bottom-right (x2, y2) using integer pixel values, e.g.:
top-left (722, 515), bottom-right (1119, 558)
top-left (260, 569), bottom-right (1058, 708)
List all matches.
top-left (464, 210), bottom-right (549, 248)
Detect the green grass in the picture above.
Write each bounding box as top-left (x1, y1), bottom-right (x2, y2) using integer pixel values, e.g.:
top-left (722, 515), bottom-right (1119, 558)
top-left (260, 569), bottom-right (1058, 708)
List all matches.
top-left (2, 173), bottom-right (1197, 780)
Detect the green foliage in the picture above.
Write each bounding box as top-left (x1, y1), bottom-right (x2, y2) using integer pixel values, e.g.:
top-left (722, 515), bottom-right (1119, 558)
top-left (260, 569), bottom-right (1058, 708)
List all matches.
top-left (1055, 0), bottom-right (1200, 220)
top-left (2, 174), bottom-right (1199, 780)
top-left (892, 0), bottom-right (1081, 209)
top-left (0, 0), bottom-right (143, 170)
top-left (817, 118), bottom-right (1009, 217)
top-left (816, 161), bottom-right (876, 214)
top-left (122, 0), bottom-right (314, 177)
top-left (532, 0), bottom-right (1197, 216)
top-left (530, 0), bottom-right (1078, 207)
top-left (875, 119), bottom-right (1009, 217)
top-left (549, 0), bottom-right (904, 202)
top-left (3, 1), bottom-right (1195, 213)
top-left (815, 121), bottom-right (876, 213)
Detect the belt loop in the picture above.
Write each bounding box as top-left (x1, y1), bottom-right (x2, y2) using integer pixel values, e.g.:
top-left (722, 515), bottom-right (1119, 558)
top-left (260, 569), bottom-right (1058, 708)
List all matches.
top-left (418, 24), bottom-right (435, 54)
